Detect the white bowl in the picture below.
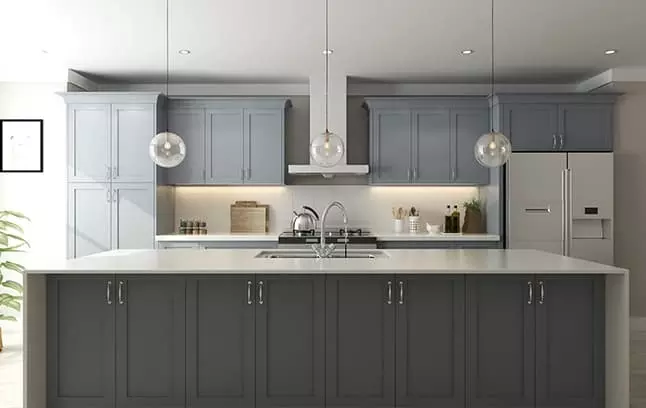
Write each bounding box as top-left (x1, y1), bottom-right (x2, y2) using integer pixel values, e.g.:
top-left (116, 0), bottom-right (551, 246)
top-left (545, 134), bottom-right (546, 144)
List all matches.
top-left (426, 223), bottom-right (442, 234)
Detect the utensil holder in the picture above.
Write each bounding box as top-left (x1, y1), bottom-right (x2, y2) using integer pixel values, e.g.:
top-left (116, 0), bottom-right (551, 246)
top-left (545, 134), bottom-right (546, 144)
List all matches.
top-left (408, 216), bottom-right (420, 233)
top-left (393, 219), bottom-right (404, 233)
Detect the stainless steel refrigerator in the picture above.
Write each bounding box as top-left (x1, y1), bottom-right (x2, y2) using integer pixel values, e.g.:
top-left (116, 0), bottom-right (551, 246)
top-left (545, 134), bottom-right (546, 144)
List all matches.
top-left (506, 152), bottom-right (614, 265)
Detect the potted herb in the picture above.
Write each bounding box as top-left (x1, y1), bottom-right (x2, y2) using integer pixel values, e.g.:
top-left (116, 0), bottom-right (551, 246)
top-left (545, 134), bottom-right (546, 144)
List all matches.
top-left (0, 210), bottom-right (29, 352)
top-left (462, 198), bottom-right (484, 234)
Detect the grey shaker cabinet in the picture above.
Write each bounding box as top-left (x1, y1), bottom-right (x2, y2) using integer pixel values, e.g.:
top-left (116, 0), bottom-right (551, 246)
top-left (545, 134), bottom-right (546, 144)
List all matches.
top-left (244, 109), bottom-right (285, 184)
top-left (206, 109), bottom-right (245, 184)
top-left (466, 275), bottom-right (536, 408)
top-left (370, 109), bottom-right (413, 184)
top-left (47, 276), bottom-right (116, 408)
top-left (501, 104), bottom-right (560, 152)
top-left (325, 275), bottom-right (396, 408)
top-left (412, 109), bottom-right (452, 183)
top-left (452, 108), bottom-right (490, 184)
top-left (67, 103), bottom-right (111, 183)
top-left (167, 109), bottom-right (206, 184)
top-left (111, 104), bottom-right (156, 183)
top-left (67, 183), bottom-right (112, 258)
top-left (395, 275), bottom-right (465, 408)
top-left (535, 275), bottom-right (605, 408)
top-left (111, 183), bottom-right (155, 250)
top-left (115, 276), bottom-right (186, 408)
top-left (558, 104), bottom-right (613, 152)
top-left (255, 275), bottom-right (325, 408)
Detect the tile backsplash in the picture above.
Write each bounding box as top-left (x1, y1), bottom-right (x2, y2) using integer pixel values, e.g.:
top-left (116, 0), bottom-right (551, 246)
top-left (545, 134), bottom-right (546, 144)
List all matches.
top-left (173, 186), bottom-right (482, 233)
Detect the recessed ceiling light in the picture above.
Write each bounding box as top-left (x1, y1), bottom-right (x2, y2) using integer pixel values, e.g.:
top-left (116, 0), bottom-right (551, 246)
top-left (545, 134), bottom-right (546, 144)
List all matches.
top-left (461, 49), bottom-right (474, 55)
top-left (322, 49), bottom-right (333, 55)
top-left (604, 49), bottom-right (617, 55)
top-left (178, 49), bottom-right (191, 55)
top-left (41, 49), bottom-right (49, 55)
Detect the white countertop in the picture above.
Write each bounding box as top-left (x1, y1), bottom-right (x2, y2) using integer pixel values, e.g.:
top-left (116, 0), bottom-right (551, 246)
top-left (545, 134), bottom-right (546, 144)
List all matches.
top-left (26, 249), bottom-right (627, 275)
top-left (155, 232), bottom-right (500, 242)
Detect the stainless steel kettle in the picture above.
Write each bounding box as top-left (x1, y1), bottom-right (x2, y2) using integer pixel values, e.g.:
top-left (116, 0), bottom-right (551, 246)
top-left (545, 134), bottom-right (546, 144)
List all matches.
top-left (291, 206), bottom-right (319, 233)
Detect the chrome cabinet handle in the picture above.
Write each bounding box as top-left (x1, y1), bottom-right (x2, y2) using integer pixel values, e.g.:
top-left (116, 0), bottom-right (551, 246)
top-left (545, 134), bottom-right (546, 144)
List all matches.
top-left (386, 281), bottom-right (393, 304)
top-left (112, 166), bottom-right (118, 179)
top-left (118, 281), bottom-right (125, 305)
top-left (247, 168), bottom-right (251, 180)
top-left (538, 280), bottom-right (545, 304)
top-left (552, 134), bottom-right (557, 149)
top-left (241, 168), bottom-right (245, 181)
top-left (527, 281), bottom-right (533, 305)
top-left (106, 189), bottom-right (111, 203)
top-left (112, 189), bottom-right (117, 202)
top-left (412, 168), bottom-right (418, 180)
top-left (106, 280), bottom-right (113, 305)
top-left (106, 165), bottom-right (111, 180)
top-left (258, 281), bottom-right (264, 305)
top-left (398, 281), bottom-right (404, 305)
top-left (407, 169), bottom-right (411, 181)
top-left (559, 134), bottom-right (564, 150)
top-left (247, 280), bottom-right (253, 305)
top-left (451, 169), bottom-right (456, 180)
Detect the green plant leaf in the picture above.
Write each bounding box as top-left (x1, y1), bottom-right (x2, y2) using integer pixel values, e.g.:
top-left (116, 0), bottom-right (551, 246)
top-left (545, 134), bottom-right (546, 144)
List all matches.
top-left (2, 280), bottom-right (23, 294)
top-left (0, 234), bottom-right (7, 246)
top-left (0, 211), bottom-right (30, 221)
top-left (1, 233), bottom-right (29, 247)
top-left (0, 296), bottom-right (21, 312)
top-left (0, 219), bottom-right (24, 234)
top-left (1, 261), bottom-right (25, 273)
top-left (0, 314), bottom-right (17, 322)
top-left (0, 245), bottom-right (25, 253)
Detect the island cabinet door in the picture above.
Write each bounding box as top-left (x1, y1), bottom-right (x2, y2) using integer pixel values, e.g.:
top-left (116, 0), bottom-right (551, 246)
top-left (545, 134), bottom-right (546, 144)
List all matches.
top-left (115, 276), bottom-right (186, 408)
top-left (535, 275), bottom-right (605, 408)
top-left (255, 275), bottom-right (325, 408)
top-left (466, 275), bottom-right (536, 408)
top-left (325, 275), bottom-right (396, 408)
top-left (395, 275), bottom-right (465, 408)
top-left (47, 275), bottom-right (115, 408)
top-left (186, 276), bottom-right (255, 408)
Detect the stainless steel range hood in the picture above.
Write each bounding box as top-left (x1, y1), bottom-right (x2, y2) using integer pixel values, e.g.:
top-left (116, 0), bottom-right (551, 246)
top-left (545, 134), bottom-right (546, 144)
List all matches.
top-left (288, 73), bottom-right (369, 177)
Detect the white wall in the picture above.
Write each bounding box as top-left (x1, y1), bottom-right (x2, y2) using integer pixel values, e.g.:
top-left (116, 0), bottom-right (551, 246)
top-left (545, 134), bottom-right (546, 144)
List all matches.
top-left (174, 185), bottom-right (480, 233)
top-left (0, 82), bottom-right (67, 323)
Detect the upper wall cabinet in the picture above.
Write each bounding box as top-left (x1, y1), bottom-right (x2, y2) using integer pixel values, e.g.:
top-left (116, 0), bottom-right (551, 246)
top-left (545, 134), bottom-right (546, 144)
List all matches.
top-left (493, 94), bottom-right (617, 152)
top-left (166, 98), bottom-right (290, 186)
top-left (63, 93), bottom-right (162, 184)
top-left (365, 98), bottom-right (490, 185)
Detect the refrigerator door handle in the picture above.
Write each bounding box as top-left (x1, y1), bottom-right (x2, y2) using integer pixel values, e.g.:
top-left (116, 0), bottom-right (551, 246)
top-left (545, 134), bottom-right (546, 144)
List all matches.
top-left (566, 168), bottom-right (573, 256)
top-left (561, 169), bottom-right (567, 256)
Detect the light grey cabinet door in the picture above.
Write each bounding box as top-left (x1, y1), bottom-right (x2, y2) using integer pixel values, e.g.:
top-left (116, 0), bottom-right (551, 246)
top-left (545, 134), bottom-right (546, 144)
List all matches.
top-left (452, 108), bottom-right (490, 184)
top-left (325, 275), bottom-right (395, 408)
top-left (503, 104), bottom-right (559, 151)
top-left (116, 276), bottom-right (186, 408)
top-left (412, 109), bottom-right (451, 183)
top-left (67, 104), bottom-right (111, 182)
top-left (559, 104), bottom-right (613, 151)
top-left (466, 275), bottom-right (535, 408)
top-left (206, 109), bottom-right (244, 184)
top-left (244, 109), bottom-right (284, 184)
top-left (186, 276), bottom-right (254, 408)
top-left (167, 109), bottom-right (206, 184)
top-left (256, 275), bottom-right (325, 408)
top-left (371, 110), bottom-right (412, 184)
top-left (47, 276), bottom-right (115, 408)
top-left (111, 104), bottom-right (155, 183)
top-left (535, 276), bottom-right (605, 408)
top-left (67, 183), bottom-right (112, 258)
top-left (396, 275), bottom-right (465, 408)
top-left (112, 183), bottom-right (155, 250)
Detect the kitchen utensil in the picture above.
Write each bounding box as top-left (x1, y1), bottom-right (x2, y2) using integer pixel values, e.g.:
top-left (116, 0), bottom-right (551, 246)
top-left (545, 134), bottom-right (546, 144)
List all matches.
top-left (291, 205), bottom-right (319, 233)
top-left (409, 206), bottom-right (418, 217)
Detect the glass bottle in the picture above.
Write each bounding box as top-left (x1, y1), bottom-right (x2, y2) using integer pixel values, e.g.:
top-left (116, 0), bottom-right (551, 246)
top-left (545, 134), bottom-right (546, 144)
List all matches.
top-left (452, 205), bottom-right (461, 233)
top-left (444, 205), bottom-right (453, 233)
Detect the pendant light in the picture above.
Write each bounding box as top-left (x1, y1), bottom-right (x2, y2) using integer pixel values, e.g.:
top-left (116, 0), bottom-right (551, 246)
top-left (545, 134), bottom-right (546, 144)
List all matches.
top-left (310, 0), bottom-right (344, 167)
top-left (474, 0), bottom-right (511, 168)
top-left (149, 0), bottom-right (186, 168)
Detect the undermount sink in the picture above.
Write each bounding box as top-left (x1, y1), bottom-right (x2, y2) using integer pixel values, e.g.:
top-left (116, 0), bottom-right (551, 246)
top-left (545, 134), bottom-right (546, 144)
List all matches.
top-left (255, 250), bottom-right (388, 259)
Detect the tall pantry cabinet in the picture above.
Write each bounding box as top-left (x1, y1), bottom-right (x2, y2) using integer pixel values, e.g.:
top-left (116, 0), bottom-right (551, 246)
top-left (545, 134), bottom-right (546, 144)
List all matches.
top-left (62, 93), bottom-right (164, 258)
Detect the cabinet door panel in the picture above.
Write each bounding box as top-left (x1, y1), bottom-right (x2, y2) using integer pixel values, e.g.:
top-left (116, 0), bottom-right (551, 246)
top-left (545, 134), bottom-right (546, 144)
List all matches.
top-left (535, 276), bottom-right (604, 408)
top-left (503, 104), bottom-right (559, 151)
top-left (245, 109), bottom-right (284, 184)
top-left (559, 104), bottom-right (613, 151)
top-left (112, 183), bottom-right (155, 250)
top-left (116, 276), bottom-right (185, 408)
top-left (47, 276), bottom-right (115, 408)
top-left (167, 109), bottom-right (206, 184)
top-left (206, 109), bottom-right (244, 184)
top-left (186, 276), bottom-right (254, 408)
top-left (67, 104), bottom-right (111, 182)
top-left (67, 183), bottom-right (111, 258)
top-left (112, 104), bottom-right (155, 183)
top-left (467, 275), bottom-right (535, 408)
top-left (371, 110), bottom-right (412, 184)
top-left (256, 276), bottom-right (325, 408)
top-left (412, 109), bottom-right (451, 183)
top-left (326, 275), bottom-right (395, 408)
top-left (396, 275), bottom-right (465, 408)
top-left (452, 108), bottom-right (490, 184)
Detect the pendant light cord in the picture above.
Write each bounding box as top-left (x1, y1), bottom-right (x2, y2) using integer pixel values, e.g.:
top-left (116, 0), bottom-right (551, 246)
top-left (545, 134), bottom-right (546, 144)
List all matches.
top-left (165, 0), bottom-right (170, 136)
top-left (490, 0), bottom-right (495, 132)
top-left (324, 0), bottom-right (329, 133)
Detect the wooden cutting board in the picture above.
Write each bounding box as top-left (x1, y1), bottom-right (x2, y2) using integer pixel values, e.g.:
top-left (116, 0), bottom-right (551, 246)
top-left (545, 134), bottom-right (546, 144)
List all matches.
top-left (230, 201), bottom-right (269, 233)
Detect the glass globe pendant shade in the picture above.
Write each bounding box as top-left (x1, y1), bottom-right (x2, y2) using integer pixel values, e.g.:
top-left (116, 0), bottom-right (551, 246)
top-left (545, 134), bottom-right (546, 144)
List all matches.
top-left (310, 130), bottom-right (344, 167)
top-left (474, 131), bottom-right (511, 168)
top-left (149, 131), bottom-right (187, 168)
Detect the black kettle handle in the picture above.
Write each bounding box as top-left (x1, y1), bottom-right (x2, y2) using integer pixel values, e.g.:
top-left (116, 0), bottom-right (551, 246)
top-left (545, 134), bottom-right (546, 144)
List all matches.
top-left (302, 205), bottom-right (320, 220)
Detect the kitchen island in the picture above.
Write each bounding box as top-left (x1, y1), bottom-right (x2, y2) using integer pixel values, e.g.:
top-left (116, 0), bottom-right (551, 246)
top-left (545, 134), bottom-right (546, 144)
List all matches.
top-left (24, 249), bottom-right (629, 408)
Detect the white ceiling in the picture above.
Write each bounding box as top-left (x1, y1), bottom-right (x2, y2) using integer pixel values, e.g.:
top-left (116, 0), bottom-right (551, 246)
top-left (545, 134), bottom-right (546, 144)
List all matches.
top-left (2, 0), bottom-right (646, 83)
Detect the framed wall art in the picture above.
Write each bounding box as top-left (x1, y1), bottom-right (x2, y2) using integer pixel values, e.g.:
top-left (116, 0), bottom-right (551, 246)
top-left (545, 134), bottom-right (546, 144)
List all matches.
top-left (0, 119), bottom-right (44, 172)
